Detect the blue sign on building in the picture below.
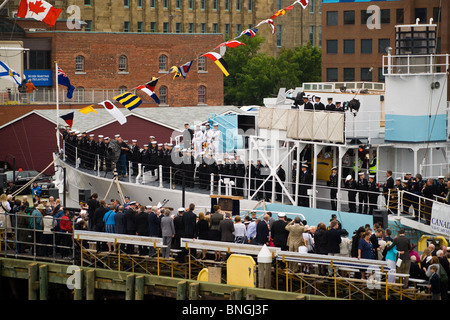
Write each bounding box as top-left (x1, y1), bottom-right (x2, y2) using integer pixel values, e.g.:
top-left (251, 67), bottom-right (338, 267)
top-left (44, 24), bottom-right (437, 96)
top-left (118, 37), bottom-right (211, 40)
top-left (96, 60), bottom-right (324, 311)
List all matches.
top-left (24, 70), bottom-right (53, 86)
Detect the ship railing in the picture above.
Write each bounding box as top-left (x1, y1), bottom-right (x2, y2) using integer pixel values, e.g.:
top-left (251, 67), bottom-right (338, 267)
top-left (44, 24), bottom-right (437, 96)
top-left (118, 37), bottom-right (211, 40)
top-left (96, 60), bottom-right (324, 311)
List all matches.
top-left (387, 189), bottom-right (450, 226)
top-left (344, 110), bottom-right (393, 140)
top-left (419, 162), bottom-right (450, 178)
top-left (383, 53), bottom-right (450, 76)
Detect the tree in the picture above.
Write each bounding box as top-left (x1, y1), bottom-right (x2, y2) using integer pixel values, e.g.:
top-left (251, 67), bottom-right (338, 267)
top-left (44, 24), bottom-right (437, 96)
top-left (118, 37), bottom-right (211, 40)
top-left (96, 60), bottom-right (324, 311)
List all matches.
top-left (223, 38), bottom-right (322, 106)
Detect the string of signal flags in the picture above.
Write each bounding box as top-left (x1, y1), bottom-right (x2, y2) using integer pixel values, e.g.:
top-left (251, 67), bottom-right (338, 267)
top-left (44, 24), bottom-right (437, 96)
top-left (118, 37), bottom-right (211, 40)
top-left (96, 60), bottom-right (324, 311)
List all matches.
top-left (59, 0), bottom-right (310, 128)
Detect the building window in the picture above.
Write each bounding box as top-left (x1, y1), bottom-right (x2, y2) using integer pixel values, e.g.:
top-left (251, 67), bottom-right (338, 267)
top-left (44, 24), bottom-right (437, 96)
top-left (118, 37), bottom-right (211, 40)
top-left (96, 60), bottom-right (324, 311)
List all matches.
top-left (163, 0), bottom-right (168, 9)
top-left (159, 86), bottom-right (168, 104)
top-left (137, 0), bottom-right (143, 8)
top-left (119, 55), bottom-right (128, 72)
top-left (176, 0), bottom-right (181, 9)
top-left (361, 68), bottom-right (372, 81)
top-left (378, 67), bottom-right (385, 82)
top-left (396, 9), bottom-right (404, 24)
top-left (380, 9), bottom-right (390, 24)
top-left (326, 40), bottom-right (337, 54)
top-left (277, 0), bottom-right (282, 10)
top-left (327, 68), bottom-right (338, 82)
top-left (378, 38), bottom-right (390, 53)
top-left (150, 0), bottom-right (155, 8)
top-left (198, 56), bottom-right (207, 72)
top-left (201, 23), bottom-right (206, 33)
top-left (343, 11), bottom-right (355, 25)
top-left (248, 0), bottom-right (253, 11)
top-left (137, 21), bottom-right (143, 32)
top-left (213, 23), bottom-right (218, 34)
top-left (309, 26), bottom-right (315, 46)
top-left (344, 39), bottom-right (355, 54)
top-left (276, 25), bottom-right (282, 47)
top-left (318, 26), bottom-right (322, 48)
top-left (124, 21), bottom-right (130, 32)
top-left (124, 0), bottom-right (129, 8)
top-left (198, 86), bottom-right (206, 104)
top-left (188, 0), bottom-right (194, 10)
top-left (343, 68), bottom-right (355, 81)
top-left (361, 39), bottom-right (372, 54)
top-left (84, 0), bottom-right (92, 6)
top-left (309, 0), bottom-right (314, 13)
top-left (327, 11), bottom-right (338, 26)
top-left (176, 23), bottom-right (182, 33)
top-left (84, 20), bottom-right (92, 31)
top-left (225, 0), bottom-right (229, 11)
top-left (163, 22), bottom-right (169, 33)
top-left (201, 0), bottom-right (206, 10)
top-left (236, 0), bottom-right (241, 11)
top-left (236, 24), bottom-right (241, 36)
top-left (360, 10), bottom-right (371, 25)
top-left (159, 55), bottom-right (168, 71)
top-left (76, 55), bottom-right (85, 72)
top-left (150, 22), bottom-right (156, 32)
top-left (188, 23), bottom-right (194, 33)
top-left (213, 0), bottom-right (217, 10)
top-left (415, 8), bottom-right (427, 23)
top-left (225, 24), bottom-right (230, 36)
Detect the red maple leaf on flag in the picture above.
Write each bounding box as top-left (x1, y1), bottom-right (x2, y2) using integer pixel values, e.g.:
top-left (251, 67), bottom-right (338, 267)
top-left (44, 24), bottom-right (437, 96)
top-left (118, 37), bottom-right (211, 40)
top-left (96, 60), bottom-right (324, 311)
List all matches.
top-left (28, 0), bottom-right (46, 15)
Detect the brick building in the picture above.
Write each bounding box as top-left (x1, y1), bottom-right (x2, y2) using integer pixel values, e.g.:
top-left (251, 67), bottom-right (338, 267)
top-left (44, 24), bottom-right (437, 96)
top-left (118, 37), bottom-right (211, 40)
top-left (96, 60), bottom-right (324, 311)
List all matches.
top-left (4, 0), bottom-right (324, 56)
top-left (321, 0), bottom-right (449, 83)
top-left (1, 17), bottom-right (225, 107)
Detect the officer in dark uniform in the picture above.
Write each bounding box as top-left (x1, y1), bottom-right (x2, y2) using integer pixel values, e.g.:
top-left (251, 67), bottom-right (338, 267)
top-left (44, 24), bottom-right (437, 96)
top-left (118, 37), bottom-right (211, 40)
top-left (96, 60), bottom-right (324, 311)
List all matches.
top-left (162, 143), bottom-right (172, 182)
top-left (275, 165), bottom-right (286, 202)
top-left (383, 170), bottom-right (395, 212)
top-left (313, 96), bottom-right (325, 111)
top-left (148, 141), bottom-right (158, 173)
top-left (299, 164), bottom-right (312, 207)
top-left (328, 166), bottom-right (338, 211)
top-left (235, 155), bottom-right (246, 196)
top-left (129, 140), bottom-right (141, 176)
top-left (182, 150), bottom-right (195, 188)
top-left (326, 98), bottom-right (336, 111)
top-left (303, 96), bottom-right (313, 111)
top-left (345, 175), bottom-right (357, 213)
top-left (86, 134), bottom-right (97, 170)
top-left (96, 135), bottom-right (106, 171)
top-left (357, 172), bottom-right (369, 214)
top-left (141, 144), bottom-right (151, 171)
top-left (335, 101), bottom-right (344, 112)
top-left (255, 160), bottom-right (264, 200)
top-left (226, 156), bottom-right (237, 195)
top-left (367, 175), bottom-right (379, 215)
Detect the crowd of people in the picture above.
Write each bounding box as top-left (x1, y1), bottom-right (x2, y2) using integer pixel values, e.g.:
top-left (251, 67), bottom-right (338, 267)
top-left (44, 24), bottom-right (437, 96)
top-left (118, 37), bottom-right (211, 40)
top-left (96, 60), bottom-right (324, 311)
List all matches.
top-left (1, 189), bottom-right (449, 299)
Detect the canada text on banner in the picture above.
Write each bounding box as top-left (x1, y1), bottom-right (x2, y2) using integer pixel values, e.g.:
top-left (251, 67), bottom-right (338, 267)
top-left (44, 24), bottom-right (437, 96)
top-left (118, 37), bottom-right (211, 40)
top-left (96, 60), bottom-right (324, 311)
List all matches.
top-left (430, 202), bottom-right (450, 237)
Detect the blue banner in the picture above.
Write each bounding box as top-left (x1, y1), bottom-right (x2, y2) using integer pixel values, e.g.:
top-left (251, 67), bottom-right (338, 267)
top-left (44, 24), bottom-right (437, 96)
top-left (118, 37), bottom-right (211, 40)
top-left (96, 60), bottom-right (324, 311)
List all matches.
top-left (24, 70), bottom-right (53, 86)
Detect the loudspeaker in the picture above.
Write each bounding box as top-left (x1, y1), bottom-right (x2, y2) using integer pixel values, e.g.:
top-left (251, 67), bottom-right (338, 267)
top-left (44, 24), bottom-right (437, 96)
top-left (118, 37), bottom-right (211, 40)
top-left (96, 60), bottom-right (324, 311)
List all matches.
top-left (78, 189), bottom-right (91, 203)
top-left (48, 188), bottom-right (59, 200)
top-left (0, 173), bottom-right (6, 188)
top-left (373, 209), bottom-right (388, 229)
top-left (237, 115), bottom-right (256, 133)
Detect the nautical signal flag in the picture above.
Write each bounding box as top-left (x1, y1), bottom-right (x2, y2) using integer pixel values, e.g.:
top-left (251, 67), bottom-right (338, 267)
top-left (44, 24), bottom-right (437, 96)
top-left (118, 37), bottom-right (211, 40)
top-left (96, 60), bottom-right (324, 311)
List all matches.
top-left (79, 105), bottom-right (97, 115)
top-left (215, 40), bottom-right (246, 49)
top-left (256, 19), bottom-right (276, 34)
top-left (238, 28), bottom-right (257, 38)
top-left (60, 112), bottom-right (74, 128)
top-left (114, 92), bottom-right (142, 111)
top-left (291, 0), bottom-right (309, 9)
top-left (270, 5), bottom-right (294, 20)
top-left (99, 100), bottom-right (127, 125)
top-left (136, 85), bottom-right (160, 104)
top-left (17, 0), bottom-right (62, 27)
top-left (57, 66), bottom-right (75, 99)
top-left (201, 52), bottom-right (229, 77)
top-left (179, 61), bottom-right (193, 78)
top-left (169, 66), bottom-right (182, 80)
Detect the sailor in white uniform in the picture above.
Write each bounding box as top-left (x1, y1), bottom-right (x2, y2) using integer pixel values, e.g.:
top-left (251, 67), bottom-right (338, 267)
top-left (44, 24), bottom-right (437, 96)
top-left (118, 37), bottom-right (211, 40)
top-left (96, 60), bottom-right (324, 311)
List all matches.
top-left (211, 123), bottom-right (221, 155)
top-left (192, 124), bottom-right (204, 156)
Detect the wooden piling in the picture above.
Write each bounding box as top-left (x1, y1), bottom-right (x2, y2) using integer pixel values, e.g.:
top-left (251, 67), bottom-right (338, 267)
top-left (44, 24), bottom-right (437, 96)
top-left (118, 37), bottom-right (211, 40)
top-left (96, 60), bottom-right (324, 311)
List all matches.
top-left (126, 274), bottom-right (135, 300)
top-left (177, 281), bottom-right (187, 300)
top-left (28, 263), bottom-right (39, 300)
top-left (86, 269), bottom-right (95, 300)
top-left (189, 282), bottom-right (200, 300)
top-left (39, 264), bottom-right (48, 300)
top-left (74, 269), bottom-right (84, 301)
top-left (135, 275), bottom-right (145, 300)
top-left (230, 288), bottom-right (243, 300)
top-left (258, 263), bottom-right (272, 289)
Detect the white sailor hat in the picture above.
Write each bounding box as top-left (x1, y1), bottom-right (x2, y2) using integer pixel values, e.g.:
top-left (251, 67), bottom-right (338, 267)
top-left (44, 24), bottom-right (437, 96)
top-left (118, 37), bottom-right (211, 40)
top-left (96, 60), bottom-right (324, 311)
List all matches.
top-left (115, 134), bottom-right (120, 138)
top-left (129, 201), bottom-right (137, 206)
top-left (168, 144), bottom-right (173, 147)
top-left (184, 122), bottom-right (189, 125)
top-left (315, 96), bottom-right (321, 99)
top-left (278, 212), bottom-right (286, 217)
top-left (98, 135), bottom-right (104, 138)
top-left (158, 143), bottom-right (163, 146)
top-left (302, 95), bottom-right (309, 99)
top-left (75, 130), bottom-right (80, 134)
top-left (146, 205), bottom-right (152, 209)
top-left (89, 134), bottom-right (94, 137)
top-left (302, 164), bottom-right (308, 167)
top-left (395, 177), bottom-right (401, 180)
top-left (104, 137), bottom-right (110, 140)
top-left (336, 101), bottom-right (341, 104)
top-left (213, 123), bottom-right (218, 126)
top-left (406, 172), bottom-right (412, 175)
top-left (151, 141), bottom-right (157, 144)
top-left (149, 136), bottom-right (155, 139)
top-left (401, 179), bottom-right (408, 183)
top-left (77, 133), bottom-right (82, 137)
top-left (178, 207), bottom-right (185, 212)
top-left (331, 167), bottom-right (337, 171)
top-left (438, 176), bottom-right (445, 179)
top-left (345, 175), bottom-right (352, 181)
top-left (143, 144), bottom-right (148, 147)
top-left (369, 175), bottom-right (375, 178)
top-left (359, 172), bottom-right (364, 175)
top-left (132, 139), bottom-right (137, 143)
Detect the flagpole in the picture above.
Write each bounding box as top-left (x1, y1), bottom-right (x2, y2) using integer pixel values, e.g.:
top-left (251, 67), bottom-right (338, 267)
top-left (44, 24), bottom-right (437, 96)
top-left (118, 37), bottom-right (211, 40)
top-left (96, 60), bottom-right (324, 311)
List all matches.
top-left (55, 61), bottom-right (61, 153)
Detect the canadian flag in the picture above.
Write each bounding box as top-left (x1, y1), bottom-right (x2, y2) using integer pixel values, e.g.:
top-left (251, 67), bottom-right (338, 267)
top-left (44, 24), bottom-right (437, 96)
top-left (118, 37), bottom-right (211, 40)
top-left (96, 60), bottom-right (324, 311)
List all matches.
top-left (17, 0), bottom-right (62, 27)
